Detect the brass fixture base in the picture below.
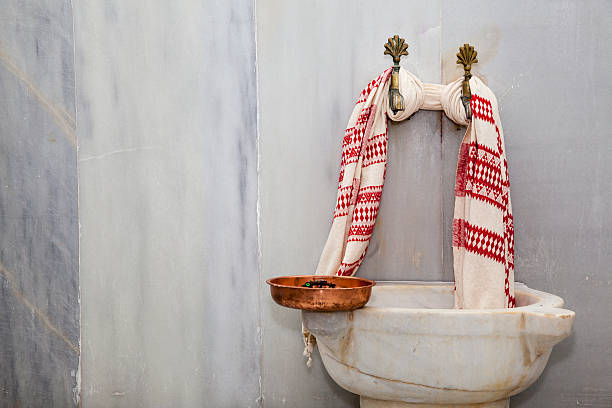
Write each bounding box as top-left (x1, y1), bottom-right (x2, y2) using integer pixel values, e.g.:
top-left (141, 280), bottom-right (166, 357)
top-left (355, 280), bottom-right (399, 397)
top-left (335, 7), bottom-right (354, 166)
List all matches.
top-left (457, 43), bottom-right (478, 120)
top-left (384, 35), bottom-right (409, 114)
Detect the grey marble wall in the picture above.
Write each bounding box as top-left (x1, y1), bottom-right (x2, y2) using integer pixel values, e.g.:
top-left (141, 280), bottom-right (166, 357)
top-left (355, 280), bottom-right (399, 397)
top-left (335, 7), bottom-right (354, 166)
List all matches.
top-left (73, 1), bottom-right (259, 407)
top-left (1, 0), bottom-right (610, 407)
top-left (0, 0), bottom-right (80, 407)
top-left (258, 0), bottom-right (612, 407)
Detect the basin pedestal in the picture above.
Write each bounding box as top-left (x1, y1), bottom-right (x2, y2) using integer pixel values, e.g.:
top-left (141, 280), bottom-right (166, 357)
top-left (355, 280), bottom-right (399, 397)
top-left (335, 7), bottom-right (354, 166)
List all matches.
top-left (360, 396), bottom-right (509, 408)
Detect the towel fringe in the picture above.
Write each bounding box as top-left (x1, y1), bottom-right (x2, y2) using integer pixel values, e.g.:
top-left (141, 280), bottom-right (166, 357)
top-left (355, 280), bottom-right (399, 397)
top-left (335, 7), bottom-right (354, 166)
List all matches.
top-left (302, 325), bottom-right (316, 368)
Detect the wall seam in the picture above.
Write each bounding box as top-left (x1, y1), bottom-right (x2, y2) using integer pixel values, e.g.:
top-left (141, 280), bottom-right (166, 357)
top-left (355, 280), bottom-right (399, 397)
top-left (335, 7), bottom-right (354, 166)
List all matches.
top-left (69, 0), bottom-right (82, 406)
top-left (253, 0), bottom-right (264, 405)
top-left (439, 2), bottom-right (445, 280)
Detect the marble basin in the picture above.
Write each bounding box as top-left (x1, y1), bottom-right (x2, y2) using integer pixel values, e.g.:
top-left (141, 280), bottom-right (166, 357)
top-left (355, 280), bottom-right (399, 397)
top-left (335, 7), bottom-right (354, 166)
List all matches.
top-left (302, 281), bottom-right (574, 408)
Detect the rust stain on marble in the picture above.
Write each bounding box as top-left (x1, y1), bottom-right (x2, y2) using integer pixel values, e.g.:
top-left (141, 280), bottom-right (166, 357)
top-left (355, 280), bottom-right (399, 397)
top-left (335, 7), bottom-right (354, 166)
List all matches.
top-left (339, 325), bottom-right (354, 363)
top-left (0, 45), bottom-right (76, 147)
top-left (0, 261), bottom-right (79, 355)
top-left (519, 314), bottom-right (532, 367)
top-left (504, 373), bottom-right (528, 398)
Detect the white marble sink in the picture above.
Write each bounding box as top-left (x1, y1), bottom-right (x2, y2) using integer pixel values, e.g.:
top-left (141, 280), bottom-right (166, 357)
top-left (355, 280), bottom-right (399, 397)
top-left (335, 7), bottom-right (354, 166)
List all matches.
top-left (302, 281), bottom-right (574, 407)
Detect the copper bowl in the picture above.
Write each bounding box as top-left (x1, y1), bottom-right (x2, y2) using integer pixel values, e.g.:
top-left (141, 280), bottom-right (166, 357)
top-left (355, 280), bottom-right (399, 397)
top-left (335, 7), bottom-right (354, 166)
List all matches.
top-left (266, 275), bottom-right (376, 312)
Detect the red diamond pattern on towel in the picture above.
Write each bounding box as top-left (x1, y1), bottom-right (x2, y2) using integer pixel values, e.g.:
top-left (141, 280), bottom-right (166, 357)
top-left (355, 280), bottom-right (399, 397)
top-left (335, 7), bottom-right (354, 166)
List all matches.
top-left (340, 132), bottom-right (361, 168)
top-left (346, 185), bottom-right (383, 242)
top-left (341, 106), bottom-right (373, 169)
top-left (453, 219), bottom-right (505, 264)
top-left (467, 224), bottom-right (505, 264)
top-left (334, 185), bottom-right (353, 218)
top-left (473, 158), bottom-right (502, 193)
top-left (349, 202), bottom-right (380, 224)
top-left (363, 132), bottom-right (388, 168)
top-left (461, 141), bottom-right (506, 210)
top-left (471, 94), bottom-right (494, 124)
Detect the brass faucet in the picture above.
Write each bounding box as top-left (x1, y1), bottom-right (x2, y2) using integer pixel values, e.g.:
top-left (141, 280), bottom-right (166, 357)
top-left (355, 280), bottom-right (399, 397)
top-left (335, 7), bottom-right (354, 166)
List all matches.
top-left (384, 35), bottom-right (409, 114)
top-left (456, 43), bottom-right (478, 120)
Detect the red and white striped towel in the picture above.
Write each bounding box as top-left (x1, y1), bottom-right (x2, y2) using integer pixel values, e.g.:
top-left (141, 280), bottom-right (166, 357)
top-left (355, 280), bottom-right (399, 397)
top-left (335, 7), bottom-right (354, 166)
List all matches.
top-left (315, 68), bottom-right (515, 309)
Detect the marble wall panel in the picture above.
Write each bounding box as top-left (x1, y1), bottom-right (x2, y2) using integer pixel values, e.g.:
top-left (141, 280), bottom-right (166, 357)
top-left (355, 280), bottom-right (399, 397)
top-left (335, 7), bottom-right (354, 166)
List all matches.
top-left (0, 0), bottom-right (79, 406)
top-left (74, 1), bottom-right (260, 407)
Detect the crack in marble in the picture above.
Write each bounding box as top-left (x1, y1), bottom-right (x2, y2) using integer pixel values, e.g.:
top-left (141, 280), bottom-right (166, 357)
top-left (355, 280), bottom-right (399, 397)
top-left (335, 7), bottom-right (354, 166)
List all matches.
top-left (0, 261), bottom-right (79, 355)
top-left (0, 44), bottom-right (76, 147)
top-left (79, 146), bottom-right (162, 162)
top-left (323, 351), bottom-right (514, 394)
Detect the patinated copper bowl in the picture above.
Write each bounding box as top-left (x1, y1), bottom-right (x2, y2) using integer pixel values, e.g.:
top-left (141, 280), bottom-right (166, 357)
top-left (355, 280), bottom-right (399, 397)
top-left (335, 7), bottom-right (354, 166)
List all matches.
top-left (266, 275), bottom-right (375, 312)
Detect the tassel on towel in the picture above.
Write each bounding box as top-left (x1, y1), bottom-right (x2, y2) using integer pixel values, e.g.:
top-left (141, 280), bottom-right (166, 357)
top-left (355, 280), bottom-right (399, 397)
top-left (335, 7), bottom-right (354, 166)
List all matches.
top-left (302, 323), bottom-right (316, 368)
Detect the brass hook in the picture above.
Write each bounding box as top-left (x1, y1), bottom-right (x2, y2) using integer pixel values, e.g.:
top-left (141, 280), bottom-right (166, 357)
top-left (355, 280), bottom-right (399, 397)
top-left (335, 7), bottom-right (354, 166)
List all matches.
top-left (456, 43), bottom-right (478, 120)
top-left (384, 35), bottom-right (408, 114)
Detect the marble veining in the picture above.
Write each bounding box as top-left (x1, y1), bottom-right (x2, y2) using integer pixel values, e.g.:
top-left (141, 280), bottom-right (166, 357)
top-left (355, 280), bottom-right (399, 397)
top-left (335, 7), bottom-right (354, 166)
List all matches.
top-left (0, 0), bottom-right (79, 406)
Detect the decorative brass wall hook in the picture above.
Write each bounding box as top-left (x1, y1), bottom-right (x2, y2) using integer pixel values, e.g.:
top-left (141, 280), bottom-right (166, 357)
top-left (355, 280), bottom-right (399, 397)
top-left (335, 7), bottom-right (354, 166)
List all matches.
top-left (384, 35), bottom-right (408, 114)
top-left (457, 43), bottom-right (478, 120)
